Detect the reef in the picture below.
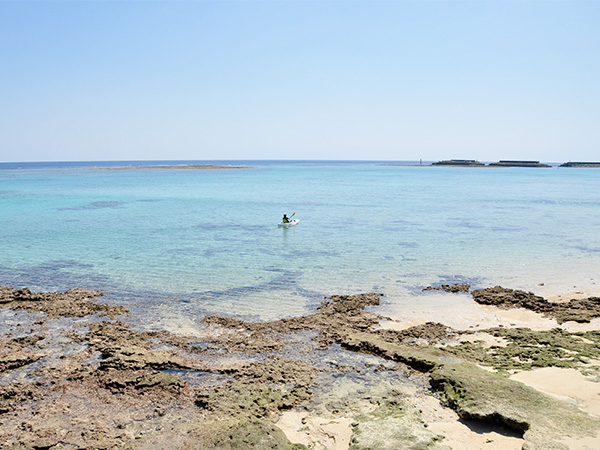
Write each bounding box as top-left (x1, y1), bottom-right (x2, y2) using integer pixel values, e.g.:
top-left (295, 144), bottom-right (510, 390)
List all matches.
top-left (100, 165), bottom-right (248, 170)
top-left (0, 286), bottom-right (126, 319)
top-left (1, 285), bottom-right (599, 449)
top-left (472, 286), bottom-right (600, 324)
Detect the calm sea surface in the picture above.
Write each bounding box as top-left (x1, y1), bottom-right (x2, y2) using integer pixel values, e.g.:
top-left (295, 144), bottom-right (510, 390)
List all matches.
top-left (1, 160), bottom-right (599, 327)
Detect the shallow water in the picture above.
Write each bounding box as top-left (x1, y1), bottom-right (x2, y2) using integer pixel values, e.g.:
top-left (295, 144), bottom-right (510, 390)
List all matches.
top-left (1, 160), bottom-right (599, 325)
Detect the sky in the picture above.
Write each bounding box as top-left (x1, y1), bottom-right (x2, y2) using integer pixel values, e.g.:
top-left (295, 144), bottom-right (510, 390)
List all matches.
top-left (1, 1), bottom-right (599, 163)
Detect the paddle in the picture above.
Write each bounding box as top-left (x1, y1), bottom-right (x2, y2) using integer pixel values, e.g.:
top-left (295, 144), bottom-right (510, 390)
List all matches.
top-left (281, 212), bottom-right (295, 224)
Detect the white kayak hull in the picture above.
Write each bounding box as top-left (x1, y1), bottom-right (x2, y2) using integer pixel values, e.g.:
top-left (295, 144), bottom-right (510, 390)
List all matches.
top-left (278, 219), bottom-right (299, 227)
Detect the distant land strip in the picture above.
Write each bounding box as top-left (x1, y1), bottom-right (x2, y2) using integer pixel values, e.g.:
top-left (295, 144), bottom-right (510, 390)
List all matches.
top-left (429, 159), bottom-right (600, 168)
top-left (98, 165), bottom-right (249, 170)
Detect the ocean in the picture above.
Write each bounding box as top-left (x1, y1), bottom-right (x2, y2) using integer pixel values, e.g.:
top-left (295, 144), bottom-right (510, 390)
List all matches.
top-left (1, 160), bottom-right (599, 329)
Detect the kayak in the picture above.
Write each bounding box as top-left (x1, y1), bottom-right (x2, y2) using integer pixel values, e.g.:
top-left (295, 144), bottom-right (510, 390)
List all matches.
top-left (278, 219), bottom-right (300, 227)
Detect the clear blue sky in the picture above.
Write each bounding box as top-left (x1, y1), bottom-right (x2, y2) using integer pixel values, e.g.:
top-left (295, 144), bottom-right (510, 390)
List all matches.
top-left (1, 1), bottom-right (599, 162)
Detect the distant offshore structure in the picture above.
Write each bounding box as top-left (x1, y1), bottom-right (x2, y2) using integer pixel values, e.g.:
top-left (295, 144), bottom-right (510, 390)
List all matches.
top-left (432, 159), bottom-right (549, 167)
top-left (488, 160), bottom-right (550, 168)
top-left (431, 159), bottom-right (600, 168)
top-left (559, 162), bottom-right (600, 167)
top-left (431, 159), bottom-right (485, 166)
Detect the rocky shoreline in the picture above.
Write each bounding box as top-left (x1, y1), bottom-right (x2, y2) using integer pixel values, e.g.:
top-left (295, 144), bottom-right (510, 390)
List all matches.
top-left (1, 285), bottom-right (599, 449)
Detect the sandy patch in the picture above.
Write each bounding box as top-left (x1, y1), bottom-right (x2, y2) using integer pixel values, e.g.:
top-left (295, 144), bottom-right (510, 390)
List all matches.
top-left (412, 395), bottom-right (524, 450)
top-left (487, 307), bottom-right (600, 332)
top-left (558, 434), bottom-right (600, 450)
top-left (510, 367), bottom-right (600, 418)
top-left (453, 332), bottom-right (508, 348)
top-left (379, 298), bottom-right (600, 333)
top-left (534, 278), bottom-right (600, 303)
top-left (276, 411), bottom-right (352, 450)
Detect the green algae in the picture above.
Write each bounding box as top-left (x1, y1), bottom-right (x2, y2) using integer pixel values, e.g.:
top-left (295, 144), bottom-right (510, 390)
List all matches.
top-left (195, 358), bottom-right (315, 419)
top-left (338, 330), bottom-right (600, 449)
top-left (210, 419), bottom-right (308, 450)
top-left (445, 327), bottom-right (600, 372)
top-left (349, 397), bottom-right (450, 450)
top-left (430, 361), bottom-right (600, 450)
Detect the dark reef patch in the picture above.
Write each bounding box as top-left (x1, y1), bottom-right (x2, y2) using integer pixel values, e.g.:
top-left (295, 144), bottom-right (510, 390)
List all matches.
top-left (472, 286), bottom-right (600, 323)
top-left (58, 200), bottom-right (126, 211)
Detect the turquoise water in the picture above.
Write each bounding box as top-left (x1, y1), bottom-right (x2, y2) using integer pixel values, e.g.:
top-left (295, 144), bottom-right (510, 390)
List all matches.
top-left (1, 161), bottom-right (599, 324)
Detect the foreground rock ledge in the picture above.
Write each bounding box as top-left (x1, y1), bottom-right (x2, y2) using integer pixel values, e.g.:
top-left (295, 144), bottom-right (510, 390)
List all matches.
top-left (0, 286), bottom-right (599, 450)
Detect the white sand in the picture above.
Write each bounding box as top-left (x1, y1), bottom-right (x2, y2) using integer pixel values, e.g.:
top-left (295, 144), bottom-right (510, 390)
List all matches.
top-left (510, 367), bottom-right (600, 418)
top-left (412, 395), bottom-right (524, 450)
top-left (276, 411), bottom-right (353, 450)
top-left (378, 291), bottom-right (600, 333)
top-left (510, 367), bottom-right (600, 449)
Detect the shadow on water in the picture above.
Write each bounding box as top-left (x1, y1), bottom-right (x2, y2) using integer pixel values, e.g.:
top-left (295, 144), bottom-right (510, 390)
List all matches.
top-left (0, 261), bottom-right (111, 293)
top-left (197, 268), bottom-right (322, 305)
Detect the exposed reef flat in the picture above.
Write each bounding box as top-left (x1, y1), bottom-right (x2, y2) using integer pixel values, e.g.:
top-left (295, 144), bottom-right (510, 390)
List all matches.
top-left (472, 286), bottom-right (600, 324)
top-left (98, 165), bottom-right (248, 170)
top-left (1, 285), bottom-right (600, 449)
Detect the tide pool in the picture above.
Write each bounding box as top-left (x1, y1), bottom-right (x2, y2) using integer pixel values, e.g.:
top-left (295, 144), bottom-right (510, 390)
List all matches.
top-left (1, 161), bottom-right (599, 326)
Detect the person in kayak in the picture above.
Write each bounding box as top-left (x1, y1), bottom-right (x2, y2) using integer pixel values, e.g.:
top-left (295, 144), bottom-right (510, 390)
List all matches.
top-left (282, 214), bottom-right (290, 223)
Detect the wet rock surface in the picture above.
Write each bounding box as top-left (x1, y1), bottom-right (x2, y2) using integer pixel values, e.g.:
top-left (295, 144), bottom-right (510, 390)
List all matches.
top-left (0, 286), bottom-right (126, 319)
top-left (0, 285), bottom-right (599, 449)
top-left (376, 322), bottom-right (453, 345)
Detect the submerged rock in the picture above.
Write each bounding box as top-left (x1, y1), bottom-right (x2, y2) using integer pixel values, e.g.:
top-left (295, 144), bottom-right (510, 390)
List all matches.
top-left (423, 284), bottom-right (470, 293)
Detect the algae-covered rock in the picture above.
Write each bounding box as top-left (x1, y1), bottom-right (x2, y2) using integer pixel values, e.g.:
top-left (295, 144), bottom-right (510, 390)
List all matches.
top-left (349, 398), bottom-right (449, 450)
top-left (196, 358), bottom-right (315, 418)
top-left (340, 330), bottom-right (448, 372)
top-left (445, 327), bottom-right (600, 372)
top-left (210, 419), bottom-right (308, 449)
top-left (430, 361), bottom-right (600, 449)
top-left (337, 329), bottom-right (600, 449)
top-left (376, 322), bottom-right (452, 345)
